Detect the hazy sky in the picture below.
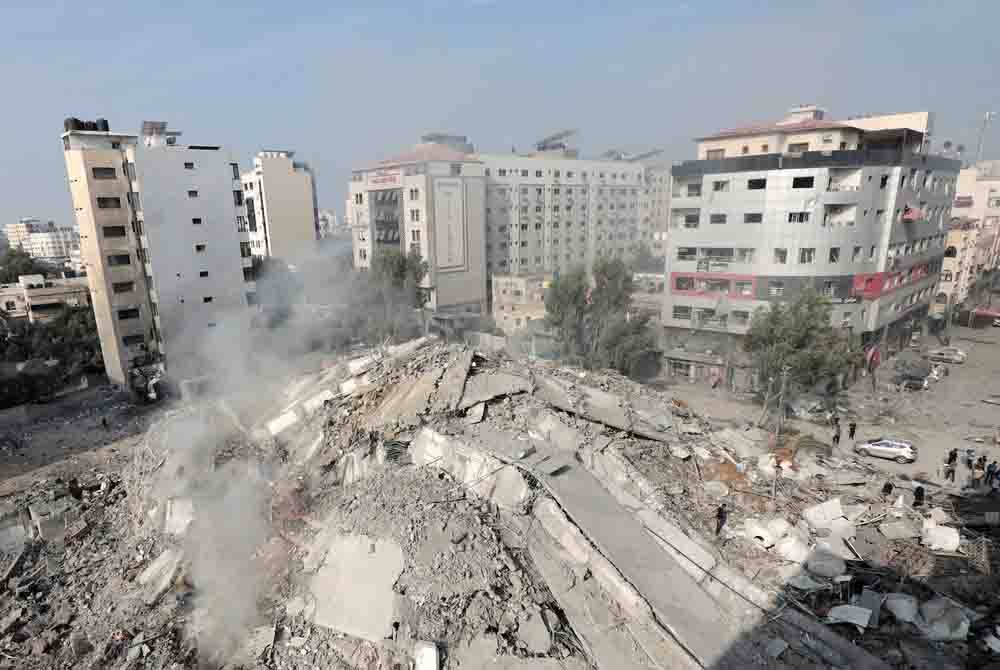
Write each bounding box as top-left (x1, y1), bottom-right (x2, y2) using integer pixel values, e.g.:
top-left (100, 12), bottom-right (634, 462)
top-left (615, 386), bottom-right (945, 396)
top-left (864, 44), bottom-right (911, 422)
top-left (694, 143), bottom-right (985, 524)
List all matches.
top-left (3, 1), bottom-right (999, 227)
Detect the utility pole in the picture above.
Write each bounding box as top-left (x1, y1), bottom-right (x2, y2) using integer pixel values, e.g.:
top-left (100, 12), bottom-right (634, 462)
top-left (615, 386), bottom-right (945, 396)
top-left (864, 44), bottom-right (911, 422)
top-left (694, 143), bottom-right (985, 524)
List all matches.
top-left (975, 112), bottom-right (997, 164)
top-left (776, 364), bottom-right (790, 442)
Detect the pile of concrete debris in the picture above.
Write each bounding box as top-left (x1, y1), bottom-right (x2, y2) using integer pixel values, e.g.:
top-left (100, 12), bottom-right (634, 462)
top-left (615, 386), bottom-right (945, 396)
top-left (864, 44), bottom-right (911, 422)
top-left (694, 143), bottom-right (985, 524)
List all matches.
top-left (4, 336), bottom-right (996, 669)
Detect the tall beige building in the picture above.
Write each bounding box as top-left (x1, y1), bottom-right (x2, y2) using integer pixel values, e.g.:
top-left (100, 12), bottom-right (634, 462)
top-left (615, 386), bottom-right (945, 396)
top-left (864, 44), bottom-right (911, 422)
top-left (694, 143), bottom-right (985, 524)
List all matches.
top-left (347, 142), bottom-right (488, 313)
top-left (62, 118), bottom-right (255, 387)
top-left (241, 151), bottom-right (319, 262)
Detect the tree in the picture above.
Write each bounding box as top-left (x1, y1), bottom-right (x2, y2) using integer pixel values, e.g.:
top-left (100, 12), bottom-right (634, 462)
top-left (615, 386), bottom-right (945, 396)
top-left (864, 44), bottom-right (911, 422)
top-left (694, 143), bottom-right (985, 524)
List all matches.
top-left (371, 249), bottom-right (429, 308)
top-left (744, 288), bottom-right (858, 394)
top-left (0, 248), bottom-right (51, 283)
top-left (545, 258), bottom-right (659, 378)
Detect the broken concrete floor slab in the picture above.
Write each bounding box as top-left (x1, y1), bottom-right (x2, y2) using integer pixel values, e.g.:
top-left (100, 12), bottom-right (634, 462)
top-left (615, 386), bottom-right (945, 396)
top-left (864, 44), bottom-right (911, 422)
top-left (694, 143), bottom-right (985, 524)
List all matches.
top-left (534, 375), bottom-right (671, 442)
top-left (429, 350), bottom-right (473, 413)
top-left (367, 365), bottom-right (443, 429)
top-left (458, 372), bottom-right (531, 410)
top-left (137, 547), bottom-right (183, 606)
top-left (308, 534), bottom-right (405, 642)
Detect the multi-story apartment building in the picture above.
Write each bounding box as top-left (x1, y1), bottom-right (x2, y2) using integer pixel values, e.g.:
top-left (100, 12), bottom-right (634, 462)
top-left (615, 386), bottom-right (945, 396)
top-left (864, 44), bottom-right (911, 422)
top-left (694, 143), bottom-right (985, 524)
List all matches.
top-left (5, 219), bottom-right (80, 266)
top-left (478, 153), bottom-right (670, 278)
top-left (62, 118), bottom-right (255, 386)
top-left (347, 142), bottom-right (488, 313)
top-left (241, 151), bottom-right (319, 261)
top-left (934, 217), bottom-right (985, 317)
top-left (951, 161), bottom-right (1000, 283)
top-left (0, 274), bottom-right (90, 323)
top-left (663, 106), bottom-right (960, 351)
top-left (491, 273), bottom-right (550, 334)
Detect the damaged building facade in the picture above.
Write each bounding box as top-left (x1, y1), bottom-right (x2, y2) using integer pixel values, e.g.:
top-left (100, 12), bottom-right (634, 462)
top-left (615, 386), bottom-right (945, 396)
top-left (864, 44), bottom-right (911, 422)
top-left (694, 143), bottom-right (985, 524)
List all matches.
top-left (240, 150), bottom-right (320, 262)
top-left (61, 119), bottom-right (257, 386)
top-left (662, 107), bottom-right (961, 380)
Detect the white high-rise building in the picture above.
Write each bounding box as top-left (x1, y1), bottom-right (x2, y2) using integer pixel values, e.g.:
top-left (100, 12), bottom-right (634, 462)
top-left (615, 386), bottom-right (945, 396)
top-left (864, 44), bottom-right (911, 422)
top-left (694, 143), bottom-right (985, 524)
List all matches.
top-left (5, 218), bottom-right (80, 267)
top-left (241, 151), bottom-right (318, 261)
top-left (62, 118), bottom-right (256, 386)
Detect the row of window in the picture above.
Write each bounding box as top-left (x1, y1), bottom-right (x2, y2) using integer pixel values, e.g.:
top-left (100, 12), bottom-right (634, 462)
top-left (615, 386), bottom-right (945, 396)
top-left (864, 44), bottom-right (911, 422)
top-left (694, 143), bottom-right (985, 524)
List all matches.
top-left (487, 168), bottom-right (640, 182)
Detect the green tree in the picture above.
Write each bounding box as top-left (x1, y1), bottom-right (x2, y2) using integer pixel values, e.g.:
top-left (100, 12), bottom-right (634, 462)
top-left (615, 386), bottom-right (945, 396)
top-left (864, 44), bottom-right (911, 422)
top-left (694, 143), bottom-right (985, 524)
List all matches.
top-left (744, 288), bottom-right (858, 392)
top-left (0, 248), bottom-right (52, 283)
top-left (371, 249), bottom-right (429, 308)
top-left (545, 258), bottom-right (659, 378)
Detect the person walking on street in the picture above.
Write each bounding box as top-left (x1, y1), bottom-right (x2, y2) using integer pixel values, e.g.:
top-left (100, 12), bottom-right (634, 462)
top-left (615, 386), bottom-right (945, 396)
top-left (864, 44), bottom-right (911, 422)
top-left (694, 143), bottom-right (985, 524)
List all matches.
top-left (945, 463), bottom-right (956, 482)
top-left (848, 421), bottom-right (857, 441)
top-left (947, 448), bottom-right (958, 466)
top-left (832, 426), bottom-right (841, 448)
top-left (987, 461), bottom-right (998, 486)
top-left (715, 503), bottom-right (728, 537)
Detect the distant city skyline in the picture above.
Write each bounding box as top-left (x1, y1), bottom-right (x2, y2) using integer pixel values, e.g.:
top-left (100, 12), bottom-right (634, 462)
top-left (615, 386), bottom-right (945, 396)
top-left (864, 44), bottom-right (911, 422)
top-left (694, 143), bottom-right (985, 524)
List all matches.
top-left (3, 1), bottom-right (999, 228)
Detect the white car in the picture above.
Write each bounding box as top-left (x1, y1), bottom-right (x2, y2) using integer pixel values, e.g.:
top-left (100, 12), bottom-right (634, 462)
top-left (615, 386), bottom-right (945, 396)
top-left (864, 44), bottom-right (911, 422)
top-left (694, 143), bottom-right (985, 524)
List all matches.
top-left (926, 347), bottom-right (967, 364)
top-left (854, 438), bottom-right (917, 464)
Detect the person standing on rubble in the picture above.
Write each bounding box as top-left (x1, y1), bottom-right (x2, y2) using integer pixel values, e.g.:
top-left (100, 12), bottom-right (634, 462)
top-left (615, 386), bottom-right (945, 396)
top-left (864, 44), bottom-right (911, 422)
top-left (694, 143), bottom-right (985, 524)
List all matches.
top-left (848, 421), bottom-right (857, 441)
top-left (715, 503), bottom-right (728, 537)
top-left (947, 448), bottom-right (958, 467)
top-left (832, 425), bottom-right (841, 448)
top-left (987, 461), bottom-right (997, 486)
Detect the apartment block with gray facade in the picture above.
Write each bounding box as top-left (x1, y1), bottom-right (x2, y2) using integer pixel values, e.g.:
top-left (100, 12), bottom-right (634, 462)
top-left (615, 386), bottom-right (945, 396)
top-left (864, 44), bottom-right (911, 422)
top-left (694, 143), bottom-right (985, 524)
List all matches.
top-left (663, 106), bottom-right (960, 350)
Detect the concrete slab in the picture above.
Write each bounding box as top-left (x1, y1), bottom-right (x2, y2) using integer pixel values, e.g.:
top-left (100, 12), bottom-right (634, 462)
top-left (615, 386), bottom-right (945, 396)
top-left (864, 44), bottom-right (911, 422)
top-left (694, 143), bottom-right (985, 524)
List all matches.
top-left (164, 498), bottom-right (194, 535)
top-left (827, 604), bottom-right (873, 630)
top-left (534, 375), bottom-right (671, 442)
top-left (879, 520), bottom-right (919, 540)
top-left (367, 366), bottom-right (443, 429)
top-left (859, 588), bottom-right (883, 627)
top-left (802, 498), bottom-right (844, 530)
top-left (464, 402), bottom-right (486, 424)
top-left (137, 548), bottom-right (183, 606)
top-left (413, 641), bottom-right (439, 670)
top-left (528, 409), bottom-right (582, 452)
top-left (302, 389), bottom-right (336, 414)
top-left (309, 534), bottom-right (404, 642)
top-left (429, 350), bottom-right (473, 413)
top-left (458, 372), bottom-right (531, 409)
top-left (266, 410), bottom-right (300, 437)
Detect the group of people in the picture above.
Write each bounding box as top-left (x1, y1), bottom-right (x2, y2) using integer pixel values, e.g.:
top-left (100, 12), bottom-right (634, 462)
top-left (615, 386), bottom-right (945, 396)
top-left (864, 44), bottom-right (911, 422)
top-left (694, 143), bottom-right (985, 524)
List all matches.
top-left (945, 448), bottom-right (1000, 490)
top-left (831, 416), bottom-right (857, 447)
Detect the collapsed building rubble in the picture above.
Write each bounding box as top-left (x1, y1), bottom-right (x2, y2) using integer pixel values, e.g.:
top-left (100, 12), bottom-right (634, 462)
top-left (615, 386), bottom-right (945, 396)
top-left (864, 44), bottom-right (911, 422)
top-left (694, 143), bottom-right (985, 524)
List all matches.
top-left (2, 337), bottom-right (998, 669)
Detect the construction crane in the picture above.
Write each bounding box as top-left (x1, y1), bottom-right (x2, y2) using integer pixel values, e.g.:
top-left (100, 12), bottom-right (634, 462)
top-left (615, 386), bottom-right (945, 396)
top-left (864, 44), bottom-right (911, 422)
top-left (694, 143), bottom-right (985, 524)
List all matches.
top-left (534, 129), bottom-right (577, 152)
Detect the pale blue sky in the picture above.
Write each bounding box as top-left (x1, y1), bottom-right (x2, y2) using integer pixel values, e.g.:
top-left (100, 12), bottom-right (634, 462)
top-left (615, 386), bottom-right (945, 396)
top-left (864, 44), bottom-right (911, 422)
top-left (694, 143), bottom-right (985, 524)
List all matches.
top-left (3, 1), bottom-right (998, 226)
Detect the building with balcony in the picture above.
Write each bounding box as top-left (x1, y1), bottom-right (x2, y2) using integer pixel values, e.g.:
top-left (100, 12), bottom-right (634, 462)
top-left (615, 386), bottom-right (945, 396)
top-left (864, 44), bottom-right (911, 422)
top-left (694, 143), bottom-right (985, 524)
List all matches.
top-left (951, 161), bottom-right (1000, 288)
top-left (663, 105), bottom-right (960, 352)
top-left (240, 151), bottom-right (319, 262)
top-left (346, 142), bottom-right (488, 313)
top-left (5, 218), bottom-right (80, 267)
top-left (0, 274), bottom-right (90, 323)
top-left (62, 119), bottom-right (255, 386)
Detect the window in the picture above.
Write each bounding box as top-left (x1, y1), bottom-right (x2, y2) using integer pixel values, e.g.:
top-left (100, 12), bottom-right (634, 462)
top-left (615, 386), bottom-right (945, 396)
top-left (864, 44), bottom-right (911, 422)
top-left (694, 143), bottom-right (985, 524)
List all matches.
top-left (788, 143), bottom-right (809, 153)
top-left (97, 197), bottom-right (121, 209)
top-left (675, 277), bottom-right (695, 290)
top-left (747, 178), bottom-right (766, 190)
top-left (410, 209), bottom-right (420, 222)
top-left (112, 281), bottom-right (134, 294)
top-left (768, 281), bottom-right (785, 297)
top-left (122, 335), bottom-right (144, 347)
top-left (195, 244), bottom-right (206, 253)
top-left (672, 305), bottom-right (692, 320)
top-left (103, 225), bottom-right (126, 238)
top-left (202, 296), bottom-right (213, 303)
top-left (677, 247), bottom-right (697, 260)
top-left (880, 175), bottom-right (889, 189)
top-left (354, 193), bottom-right (363, 205)
top-left (554, 170), bottom-right (561, 178)
top-left (233, 190), bottom-right (244, 206)
top-left (788, 211), bottom-right (810, 223)
top-left (683, 213), bottom-right (699, 228)
top-left (709, 213), bottom-right (727, 224)
top-left (799, 248), bottom-right (816, 264)
top-left (735, 280), bottom-right (753, 296)
top-left (792, 176), bottom-right (815, 189)
top-left (231, 163), bottom-right (240, 180)
top-left (498, 169), bottom-right (507, 177)
top-left (117, 308), bottom-right (140, 320)
top-left (3, 301), bottom-right (14, 312)
top-left (822, 281), bottom-right (837, 297)
top-left (737, 248), bottom-right (755, 262)
top-left (111, 141), bottom-right (121, 150)
top-left (744, 213), bottom-right (763, 224)
top-left (774, 248), bottom-right (787, 264)
top-left (107, 253), bottom-right (131, 266)
top-left (191, 217), bottom-right (203, 226)
top-left (829, 247), bottom-right (840, 263)
top-left (92, 167), bottom-right (116, 180)
top-left (852, 246), bottom-right (862, 262)
top-left (686, 184), bottom-right (702, 197)
top-left (409, 188), bottom-right (419, 200)
top-left (535, 170), bottom-right (543, 178)
top-left (761, 144), bottom-right (769, 152)
top-left (869, 246), bottom-right (876, 260)
top-left (450, 164), bottom-right (462, 176)
top-left (184, 162), bottom-right (195, 170)
top-left (712, 180), bottom-right (730, 192)
top-left (706, 149), bottom-right (725, 160)
top-left (187, 190), bottom-right (200, 199)
top-left (199, 271), bottom-right (209, 278)
top-left (520, 170), bottom-right (528, 177)
top-left (741, 146), bottom-right (749, 155)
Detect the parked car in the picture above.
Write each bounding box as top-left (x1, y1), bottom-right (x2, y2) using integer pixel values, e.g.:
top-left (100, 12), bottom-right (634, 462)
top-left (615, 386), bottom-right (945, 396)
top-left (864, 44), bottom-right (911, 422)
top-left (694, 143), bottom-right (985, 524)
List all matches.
top-left (993, 318), bottom-right (1000, 328)
top-left (926, 347), bottom-right (967, 364)
top-left (854, 438), bottom-right (918, 464)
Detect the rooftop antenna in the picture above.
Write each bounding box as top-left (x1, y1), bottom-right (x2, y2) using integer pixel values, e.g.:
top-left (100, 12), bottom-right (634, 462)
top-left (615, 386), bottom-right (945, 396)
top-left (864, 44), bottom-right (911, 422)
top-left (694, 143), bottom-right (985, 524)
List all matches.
top-left (534, 129), bottom-right (577, 152)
